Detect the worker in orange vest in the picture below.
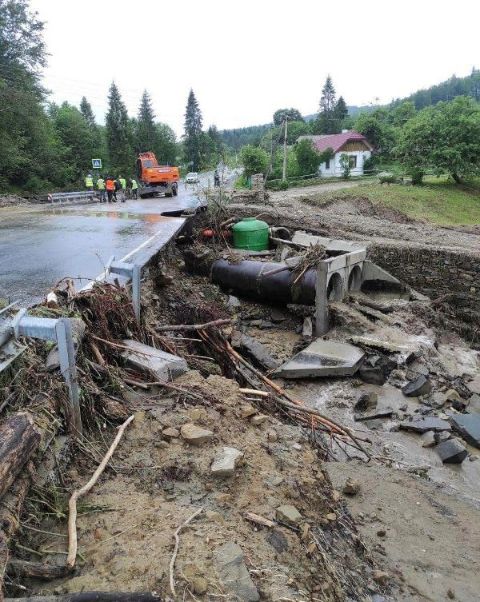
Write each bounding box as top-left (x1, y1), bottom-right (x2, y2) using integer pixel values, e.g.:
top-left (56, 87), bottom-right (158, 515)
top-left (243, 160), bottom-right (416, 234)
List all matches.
top-left (105, 176), bottom-right (116, 203)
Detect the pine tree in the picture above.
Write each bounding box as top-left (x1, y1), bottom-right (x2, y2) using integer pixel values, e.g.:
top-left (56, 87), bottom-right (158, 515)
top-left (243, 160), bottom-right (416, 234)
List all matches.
top-left (80, 96), bottom-right (96, 128)
top-left (314, 76), bottom-right (338, 134)
top-left (333, 96), bottom-right (348, 132)
top-left (135, 90), bottom-right (157, 153)
top-left (183, 89), bottom-right (203, 170)
top-left (105, 82), bottom-right (132, 174)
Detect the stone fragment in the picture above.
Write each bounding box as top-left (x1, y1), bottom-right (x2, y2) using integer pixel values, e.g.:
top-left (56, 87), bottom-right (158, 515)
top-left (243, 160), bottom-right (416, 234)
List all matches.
top-left (450, 413), bottom-right (480, 448)
top-left (354, 391), bottom-right (378, 412)
top-left (468, 393), bottom-right (480, 412)
top-left (250, 414), bottom-right (268, 426)
top-left (228, 295), bottom-right (241, 309)
top-left (402, 375), bottom-right (432, 397)
top-left (359, 354), bottom-right (396, 386)
top-left (435, 439), bottom-right (468, 464)
top-left (271, 308), bottom-right (287, 323)
top-left (421, 431), bottom-right (436, 448)
top-left (342, 478), bottom-right (361, 496)
top-left (240, 404), bottom-right (257, 419)
top-left (180, 423), bottom-right (213, 445)
top-left (214, 542), bottom-right (260, 601)
top-left (266, 429), bottom-right (278, 442)
top-left (162, 427), bottom-right (180, 439)
top-left (211, 447), bottom-right (243, 477)
top-left (400, 417), bottom-right (451, 434)
top-left (354, 409), bottom-right (393, 422)
top-left (325, 512), bottom-right (337, 522)
top-left (445, 388), bottom-right (461, 402)
top-left (191, 577), bottom-right (208, 595)
top-left (433, 431), bottom-right (450, 444)
top-left (122, 339), bottom-right (187, 381)
top-left (276, 504), bottom-right (302, 526)
top-left (266, 529), bottom-right (289, 553)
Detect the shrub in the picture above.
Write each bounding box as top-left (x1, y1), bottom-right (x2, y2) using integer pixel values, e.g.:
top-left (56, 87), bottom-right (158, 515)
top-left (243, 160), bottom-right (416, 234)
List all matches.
top-left (240, 145), bottom-right (269, 178)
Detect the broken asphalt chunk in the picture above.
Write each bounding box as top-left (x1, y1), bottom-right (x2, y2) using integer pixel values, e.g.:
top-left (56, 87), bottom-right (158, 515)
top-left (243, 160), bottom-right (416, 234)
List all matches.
top-left (402, 374), bottom-right (432, 397)
top-left (274, 339), bottom-right (364, 379)
top-left (400, 417), bottom-right (451, 434)
top-left (435, 439), bottom-right (468, 464)
top-left (450, 413), bottom-right (480, 449)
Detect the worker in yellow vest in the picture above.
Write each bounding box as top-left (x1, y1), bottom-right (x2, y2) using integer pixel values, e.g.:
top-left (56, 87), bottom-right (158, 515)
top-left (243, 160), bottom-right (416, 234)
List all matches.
top-left (130, 178), bottom-right (138, 199)
top-left (96, 175), bottom-right (106, 203)
top-left (118, 175), bottom-right (127, 203)
top-left (85, 173), bottom-right (94, 194)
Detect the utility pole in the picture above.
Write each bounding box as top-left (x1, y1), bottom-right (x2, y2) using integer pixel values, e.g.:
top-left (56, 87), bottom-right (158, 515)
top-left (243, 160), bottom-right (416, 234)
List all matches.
top-left (282, 118), bottom-right (288, 181)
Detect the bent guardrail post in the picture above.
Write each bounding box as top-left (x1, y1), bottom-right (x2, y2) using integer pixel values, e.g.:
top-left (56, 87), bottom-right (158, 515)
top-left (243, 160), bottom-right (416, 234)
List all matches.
top-left (7, 311), bottom-right (83, 436)
top-left (107, 259), bottom-right (141, 322)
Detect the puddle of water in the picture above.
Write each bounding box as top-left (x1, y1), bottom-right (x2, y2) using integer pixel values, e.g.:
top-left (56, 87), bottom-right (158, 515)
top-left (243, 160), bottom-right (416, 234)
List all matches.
top-left (37, 209), bottom-right (175, 223)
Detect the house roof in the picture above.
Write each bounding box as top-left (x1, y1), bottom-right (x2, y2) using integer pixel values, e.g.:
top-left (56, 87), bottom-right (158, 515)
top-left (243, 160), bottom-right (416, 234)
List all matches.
top-left (299, 131), bottom-right (372, 154)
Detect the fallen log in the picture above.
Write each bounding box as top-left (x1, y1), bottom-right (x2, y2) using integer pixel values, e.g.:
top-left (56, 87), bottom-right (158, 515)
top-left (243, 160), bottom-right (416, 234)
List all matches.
top-left (7, 558), bottom-right (72, 580)
top-left (0, 403), bottom-right (62, 599)
top-left (0, 413), bottom-right (40, 502)
top-left (5, 593), bottom-right (162, 602)
top-left (0, 465), bottom-right (33, 602)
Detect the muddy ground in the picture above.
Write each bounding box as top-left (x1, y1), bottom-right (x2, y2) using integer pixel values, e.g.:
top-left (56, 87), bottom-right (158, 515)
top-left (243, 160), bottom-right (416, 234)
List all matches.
top-left (5, 187), bottom-right (480, 602)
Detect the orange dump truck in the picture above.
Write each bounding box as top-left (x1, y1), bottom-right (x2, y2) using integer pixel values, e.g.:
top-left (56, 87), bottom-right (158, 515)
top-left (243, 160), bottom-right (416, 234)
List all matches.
top-left (136, 152), bottom-right (180, 198)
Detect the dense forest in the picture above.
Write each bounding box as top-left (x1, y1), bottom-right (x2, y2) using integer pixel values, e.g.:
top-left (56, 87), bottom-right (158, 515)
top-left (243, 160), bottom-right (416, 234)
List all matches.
top-left (397, 68), bottom-right (480, 109)
top-left (0, 0), bottom-right (224, 193)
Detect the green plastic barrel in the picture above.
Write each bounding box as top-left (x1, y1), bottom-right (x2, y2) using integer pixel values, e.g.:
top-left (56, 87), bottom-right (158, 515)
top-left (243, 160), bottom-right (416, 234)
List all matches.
top-left (232, 217), bottom-right (269, 251)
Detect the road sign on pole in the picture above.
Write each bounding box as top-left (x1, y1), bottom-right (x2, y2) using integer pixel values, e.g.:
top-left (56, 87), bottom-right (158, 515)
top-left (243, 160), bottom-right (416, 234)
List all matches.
top-left (92, 158), bottom-right (102, 169)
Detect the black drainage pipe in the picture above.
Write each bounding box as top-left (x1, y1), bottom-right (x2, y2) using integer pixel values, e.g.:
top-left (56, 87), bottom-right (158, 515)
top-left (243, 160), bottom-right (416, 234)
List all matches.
top-left (211, 259), bottom-right (316, 305)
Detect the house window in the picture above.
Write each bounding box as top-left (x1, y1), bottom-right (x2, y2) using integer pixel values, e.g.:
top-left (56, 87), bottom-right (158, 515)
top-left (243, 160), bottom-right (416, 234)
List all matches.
top-left (349, 155), bottom-right (357, 169)
top-left (325, 159), bottom-right (330, 169)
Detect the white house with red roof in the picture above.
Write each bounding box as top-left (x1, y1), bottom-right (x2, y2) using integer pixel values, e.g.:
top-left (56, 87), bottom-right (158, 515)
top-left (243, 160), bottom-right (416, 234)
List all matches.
top-left (298, 130), bottom-right (373, 177)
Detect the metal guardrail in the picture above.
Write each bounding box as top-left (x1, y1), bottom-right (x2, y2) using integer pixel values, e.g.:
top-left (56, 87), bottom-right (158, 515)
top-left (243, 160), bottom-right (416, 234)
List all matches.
top-left (0, 309), bottom-right (82, 435)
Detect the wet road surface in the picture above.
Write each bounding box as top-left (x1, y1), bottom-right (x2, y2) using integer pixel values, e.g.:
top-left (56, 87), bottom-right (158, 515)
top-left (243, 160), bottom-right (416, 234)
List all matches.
top-left (0, 182), bottom-right (206, 306)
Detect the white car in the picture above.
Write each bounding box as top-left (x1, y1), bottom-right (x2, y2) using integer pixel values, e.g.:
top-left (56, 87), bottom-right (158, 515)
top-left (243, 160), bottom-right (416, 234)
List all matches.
top-left (185, 172), bottom-right (200, 184)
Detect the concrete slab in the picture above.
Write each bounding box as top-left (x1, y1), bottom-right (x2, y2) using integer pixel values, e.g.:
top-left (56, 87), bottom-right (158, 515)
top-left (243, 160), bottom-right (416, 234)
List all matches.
top-left (362, 260), bottom-right (401, 285)
top-left (273, 339), bottom-right (364, 378)
top-left (121, 339), bottom-right (188, 381)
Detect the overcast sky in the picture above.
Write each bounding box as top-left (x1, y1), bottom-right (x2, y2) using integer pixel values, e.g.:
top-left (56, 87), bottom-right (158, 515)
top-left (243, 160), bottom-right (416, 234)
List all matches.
top-left (31, 0), bottom-right (480, 136)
